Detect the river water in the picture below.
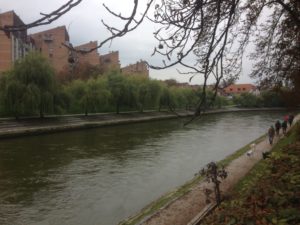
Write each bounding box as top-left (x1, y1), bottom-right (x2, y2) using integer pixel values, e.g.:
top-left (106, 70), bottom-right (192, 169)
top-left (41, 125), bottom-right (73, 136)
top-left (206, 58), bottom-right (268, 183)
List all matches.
top-left (0, 111), bottom-right (287, 225)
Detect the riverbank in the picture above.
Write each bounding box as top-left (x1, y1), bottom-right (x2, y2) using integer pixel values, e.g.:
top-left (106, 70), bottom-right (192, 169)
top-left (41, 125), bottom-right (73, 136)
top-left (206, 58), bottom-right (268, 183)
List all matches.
top-left (118, 114), bottom-right (299, 225)
top-left (201, 121), bottom-right (300, 225)
top-left (0, 107), bottom-right (290, 139)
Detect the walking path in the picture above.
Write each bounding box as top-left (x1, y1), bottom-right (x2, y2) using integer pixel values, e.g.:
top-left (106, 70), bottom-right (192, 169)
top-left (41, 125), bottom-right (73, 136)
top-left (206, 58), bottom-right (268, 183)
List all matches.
top-left (137, 115), bottom-right (299, 225)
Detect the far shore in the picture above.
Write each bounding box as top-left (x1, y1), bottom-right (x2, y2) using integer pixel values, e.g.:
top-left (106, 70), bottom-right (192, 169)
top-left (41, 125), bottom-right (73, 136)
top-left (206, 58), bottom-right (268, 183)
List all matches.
top-left (0, 107), bottom-right (295, 139)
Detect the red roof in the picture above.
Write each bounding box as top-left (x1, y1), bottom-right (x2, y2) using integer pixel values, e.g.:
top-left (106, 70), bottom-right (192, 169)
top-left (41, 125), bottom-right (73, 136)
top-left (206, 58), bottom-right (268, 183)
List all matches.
top-left (223, 84), bottom-right (256, 94)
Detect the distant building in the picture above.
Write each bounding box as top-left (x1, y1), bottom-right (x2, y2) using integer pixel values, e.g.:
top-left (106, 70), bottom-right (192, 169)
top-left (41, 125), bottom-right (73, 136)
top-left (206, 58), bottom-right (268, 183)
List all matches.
top-left (0, 11), bottom-right (35, 73)
top-left (99, 51), bottom-right (120, 72)
top-left (0, 11), bottom-right (149, 78)
top-left (163, 80), bottom-right (200, 90)
top-left (74, 41), bottom-right (99, 66)
top-left (121, 60), bottom-right (149, 77)
top-left (30, 26), bottom-right (70, 72)
top-left (223, 84), bottom-right (257, 95)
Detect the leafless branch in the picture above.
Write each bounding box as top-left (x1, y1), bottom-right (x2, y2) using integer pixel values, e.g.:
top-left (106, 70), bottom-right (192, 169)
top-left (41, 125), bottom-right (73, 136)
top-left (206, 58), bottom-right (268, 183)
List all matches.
top-left (0, 0), bottom-right (83, 32)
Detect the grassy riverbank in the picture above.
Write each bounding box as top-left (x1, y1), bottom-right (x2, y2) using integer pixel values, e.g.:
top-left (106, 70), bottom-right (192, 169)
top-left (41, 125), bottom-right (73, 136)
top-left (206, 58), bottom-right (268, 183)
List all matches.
top-left (201, 122), bottom-right (300, 225)
top-left (118, 134), bottom-right (268, 225)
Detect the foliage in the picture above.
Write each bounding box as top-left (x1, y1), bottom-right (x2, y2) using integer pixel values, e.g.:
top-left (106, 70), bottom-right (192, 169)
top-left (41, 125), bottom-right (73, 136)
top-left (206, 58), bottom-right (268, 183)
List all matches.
top-left (57, 62), bottom-right (103, 83)
top-left (2, 0), bottom-right (299, 118)
top-left (0, 52), bottom-right (56, 118)
top-left (202, 123), bottom-right (300, 225)
top-left (107, 71), bottom-right (129, 114)
top-left (249, 0), bottom-right (300, 93)
top-left (0, 66), bottom-right (232, 118)
top-left (260, 91), bottom-right (285, 108)
top-left (233, 93), bottom-right (259, 108)
top-left (233, 90), bottom-right (285, 108)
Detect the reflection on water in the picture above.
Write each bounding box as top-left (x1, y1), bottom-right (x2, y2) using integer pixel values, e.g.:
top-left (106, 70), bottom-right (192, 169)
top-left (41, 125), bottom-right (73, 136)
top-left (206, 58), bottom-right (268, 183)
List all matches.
top-left (0, 111), bottom-right (287, 225)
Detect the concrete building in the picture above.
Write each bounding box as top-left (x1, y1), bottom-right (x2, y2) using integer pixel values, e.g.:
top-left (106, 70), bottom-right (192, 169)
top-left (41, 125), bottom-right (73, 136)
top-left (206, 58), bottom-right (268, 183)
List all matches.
top-left (0, 11), bottom-right (35, 73)
top-left (30, 26), bottom-right (70, 72)
top-left (74, 41), bottom-right (100, 66)
top-left (121, 60), bottom-right (149, 78)
top-left (223, 84), bottom-right (257, 95)
top-left (99, 51), bottom-right (120, 72)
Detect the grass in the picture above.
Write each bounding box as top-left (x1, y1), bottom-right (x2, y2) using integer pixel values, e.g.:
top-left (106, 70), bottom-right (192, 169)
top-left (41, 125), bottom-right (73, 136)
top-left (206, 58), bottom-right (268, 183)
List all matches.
top-left (233, 126), bottom-right (298, 196)
top-left (118, 134), bottom-right (268, 225)
top-left (119, 174), bottom-right (204, 225)
top-left (218, 134), bottom-right (267, 167)
top-left (201, 121), bottom-right (300, 225)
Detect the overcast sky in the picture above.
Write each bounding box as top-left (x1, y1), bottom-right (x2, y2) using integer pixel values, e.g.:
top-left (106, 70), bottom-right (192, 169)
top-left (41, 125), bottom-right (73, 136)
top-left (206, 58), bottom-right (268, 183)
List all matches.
top-left (1, 0), bottom-right (254, 85)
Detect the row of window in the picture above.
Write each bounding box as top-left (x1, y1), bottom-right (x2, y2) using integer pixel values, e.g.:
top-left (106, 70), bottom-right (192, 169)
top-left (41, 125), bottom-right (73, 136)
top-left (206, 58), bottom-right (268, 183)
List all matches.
top-left (229, 88), bottom-right (247, 91)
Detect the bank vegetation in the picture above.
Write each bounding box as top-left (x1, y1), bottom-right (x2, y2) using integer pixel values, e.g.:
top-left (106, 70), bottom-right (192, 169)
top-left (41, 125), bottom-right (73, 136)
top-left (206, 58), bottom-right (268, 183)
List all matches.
top-left (0, 53), bottom-right (289, 119)
top-left (202, 122), bottom-right (300, 225)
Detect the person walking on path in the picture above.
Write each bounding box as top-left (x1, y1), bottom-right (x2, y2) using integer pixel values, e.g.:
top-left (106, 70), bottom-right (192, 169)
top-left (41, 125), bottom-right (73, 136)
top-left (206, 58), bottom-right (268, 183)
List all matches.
top-left (282, 120), bottom-right (287, 135)
top-left (268, 126), bottom-right (275, 145)
top-left (284, 115), bottom-right (289, 123)
top-left (275, 120), bottom-right (281, 136)
top-left (288, 114), bottom-right (294, 127)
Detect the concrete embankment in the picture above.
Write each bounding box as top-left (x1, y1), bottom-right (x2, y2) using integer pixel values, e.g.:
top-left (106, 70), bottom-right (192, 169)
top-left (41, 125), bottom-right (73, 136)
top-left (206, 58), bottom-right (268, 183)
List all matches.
top-left (0, 107), bottom-right (289, 139)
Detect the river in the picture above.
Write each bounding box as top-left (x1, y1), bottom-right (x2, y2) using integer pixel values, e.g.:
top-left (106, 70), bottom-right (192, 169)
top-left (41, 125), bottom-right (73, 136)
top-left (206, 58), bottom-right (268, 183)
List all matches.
top-left (0, 111), bottom-right (287, 225)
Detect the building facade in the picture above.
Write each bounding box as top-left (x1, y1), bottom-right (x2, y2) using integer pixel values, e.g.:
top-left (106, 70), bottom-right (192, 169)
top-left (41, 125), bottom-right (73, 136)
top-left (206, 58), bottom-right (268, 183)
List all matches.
top-left (0, 11), bottom-right (34, 73)
top-left (121, 60), bottom-right (149, 77)
top-left (99, 51), bottom-right (120, 73)
top-left (223, 84), bottom-right (257, 95)
top-left (0, 11), bottom-right (148, 79)
top-left (74, 41), bottom-right (100, 66)
top-left (30, 26), bottom-right (70, 72)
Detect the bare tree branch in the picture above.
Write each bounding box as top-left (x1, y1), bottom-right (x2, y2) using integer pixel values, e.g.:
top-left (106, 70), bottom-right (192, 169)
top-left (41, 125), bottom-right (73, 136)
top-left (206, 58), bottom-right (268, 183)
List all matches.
top-left (0, 0), bottom-right (83, 32)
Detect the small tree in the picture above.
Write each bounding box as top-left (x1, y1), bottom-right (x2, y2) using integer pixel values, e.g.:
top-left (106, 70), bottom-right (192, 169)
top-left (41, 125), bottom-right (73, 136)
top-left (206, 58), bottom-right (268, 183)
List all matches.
top-left (3, 52), bottom-right (56, 118)
top-left (1, 52), bottom-right (55, 118)
top-left (200, 162), bottom-right (228, 205)
top-left (107, 72), bottom-right (127, 114)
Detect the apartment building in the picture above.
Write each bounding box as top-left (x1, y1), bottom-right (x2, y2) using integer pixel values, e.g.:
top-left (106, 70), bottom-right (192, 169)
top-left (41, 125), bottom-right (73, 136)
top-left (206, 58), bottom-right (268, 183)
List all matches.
top-left (0, 11), bottom-right (148, 79)
top-left (121, 60), bottom-right (149, 78)
top-left (0, 11), bottom-right (34, 73)
top-left (99, 51), bottom-right (120, 72)
top-left (30, 26), bottom-right (71, 72)
top-left (75, 41), bottom-right (100, 66)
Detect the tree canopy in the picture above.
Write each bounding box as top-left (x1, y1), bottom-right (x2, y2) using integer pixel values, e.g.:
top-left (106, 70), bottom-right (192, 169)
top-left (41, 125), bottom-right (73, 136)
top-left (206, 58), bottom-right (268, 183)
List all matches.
top-left (1, 52), bottom-right (56, 118)
top-left (1, 0), bottom-right (299, 117)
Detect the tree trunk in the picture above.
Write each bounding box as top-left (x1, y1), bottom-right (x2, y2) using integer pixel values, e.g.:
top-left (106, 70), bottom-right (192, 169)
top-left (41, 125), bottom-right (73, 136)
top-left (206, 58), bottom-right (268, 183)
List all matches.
top-left (116, 104), bottom-right (120, 114)
top-left (40, 108), bottom-right (44, 118)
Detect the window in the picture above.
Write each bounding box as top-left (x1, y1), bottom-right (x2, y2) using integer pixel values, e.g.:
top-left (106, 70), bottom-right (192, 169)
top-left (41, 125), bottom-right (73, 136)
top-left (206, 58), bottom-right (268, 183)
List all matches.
top-left (238, 88), bottom-right (241, 91)
top-left (243, 88), bottom-right (246, 91)
top-left (104, 58), bottom-right (111, 63)
top-left (230, 88), bottom-right (233, 91)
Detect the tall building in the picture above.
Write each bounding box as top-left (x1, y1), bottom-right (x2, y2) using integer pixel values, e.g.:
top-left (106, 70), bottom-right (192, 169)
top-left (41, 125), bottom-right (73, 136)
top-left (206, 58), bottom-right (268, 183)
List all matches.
top-left (121, 60), bottom-right (149, 78)
top-left (0, 11), bottom-right (149, 79)
top-left (74, 41), bottom-right (100, 66)
top-left (0, 11), bottom-right (34, 73)
top-left (30, 26), bottom-right (70, 72)
top-left (99, 51), bottom-right (120, 72)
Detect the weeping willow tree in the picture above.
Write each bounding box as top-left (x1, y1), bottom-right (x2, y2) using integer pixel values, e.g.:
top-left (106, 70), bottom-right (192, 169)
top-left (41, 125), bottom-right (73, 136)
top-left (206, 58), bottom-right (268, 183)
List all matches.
top-left (2, 0), bottom-right (299, 118)
top-left (2, 52), bottom-right (56, 118)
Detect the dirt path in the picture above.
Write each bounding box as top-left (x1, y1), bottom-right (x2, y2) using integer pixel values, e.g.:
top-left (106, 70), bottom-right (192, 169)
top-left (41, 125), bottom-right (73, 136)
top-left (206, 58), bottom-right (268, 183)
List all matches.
top-left (140, 115), bottom-right (299, 225)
